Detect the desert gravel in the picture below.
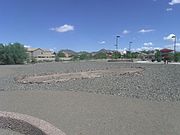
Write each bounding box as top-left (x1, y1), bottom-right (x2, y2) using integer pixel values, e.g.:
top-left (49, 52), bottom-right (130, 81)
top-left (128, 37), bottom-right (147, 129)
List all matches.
top-left (0, 61), bottom-right (180, 102)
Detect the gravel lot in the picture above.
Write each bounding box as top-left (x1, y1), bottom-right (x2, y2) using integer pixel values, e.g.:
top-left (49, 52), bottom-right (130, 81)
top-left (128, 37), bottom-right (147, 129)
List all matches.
top-left (0, 129), bottom-right (23, 135)
top-left (0, 61), bottom-right (180, 102)
top-left (0, 62), bottom-right (180, 135)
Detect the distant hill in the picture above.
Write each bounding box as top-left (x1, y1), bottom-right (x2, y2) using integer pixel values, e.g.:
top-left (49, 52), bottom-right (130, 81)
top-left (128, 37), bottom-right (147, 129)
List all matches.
top-left (59, 49), bottom-right (77, 55)
top-left (59, 49), bottom-right (114, 56)
top-left (78, 51), bottom-right (90, 55)
top-left (97, 49), bottom-right (113, 53)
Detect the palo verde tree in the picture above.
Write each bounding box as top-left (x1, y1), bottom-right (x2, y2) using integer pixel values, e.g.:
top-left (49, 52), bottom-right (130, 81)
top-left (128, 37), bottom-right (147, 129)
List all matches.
top-left (0, 43), bottom-right (28, 65)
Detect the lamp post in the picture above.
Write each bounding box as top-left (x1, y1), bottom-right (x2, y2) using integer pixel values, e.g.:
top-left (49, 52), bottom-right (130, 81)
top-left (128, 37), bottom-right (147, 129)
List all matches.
top-left (129, 42), bottom-right (133, 52)
top-left (172, 35), bottom-right (176, 61)
top-left (115, 36), bottom-right (120, 59)
top-left (115, 36), bottom-right (120, 51)
top-left (172, 35), bottom-right (176, 54)
top-left (128, 42), bottom-right (133, 60)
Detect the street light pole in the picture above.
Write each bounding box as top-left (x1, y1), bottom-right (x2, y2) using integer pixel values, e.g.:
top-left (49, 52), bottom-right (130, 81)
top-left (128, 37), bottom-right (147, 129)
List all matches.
top-left (129, 42), bottom-right (133, 52)
top-left (172, 35), bottom-right (176, 53)
top-left (172, 35), bottom-right (176, 61)
top-left (115, 36), bottom-right (120, 59)
top-left (115, 36), bottom-right (120, 51)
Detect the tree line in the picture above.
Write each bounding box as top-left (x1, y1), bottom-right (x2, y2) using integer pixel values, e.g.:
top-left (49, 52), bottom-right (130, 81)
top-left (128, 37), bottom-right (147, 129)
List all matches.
top-left (0, 42), bottom-right (179, 65)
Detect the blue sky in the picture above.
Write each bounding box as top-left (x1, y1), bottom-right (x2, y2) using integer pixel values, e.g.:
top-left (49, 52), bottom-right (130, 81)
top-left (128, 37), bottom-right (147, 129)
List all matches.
top-left (0, 0), bottom-right (180, 52)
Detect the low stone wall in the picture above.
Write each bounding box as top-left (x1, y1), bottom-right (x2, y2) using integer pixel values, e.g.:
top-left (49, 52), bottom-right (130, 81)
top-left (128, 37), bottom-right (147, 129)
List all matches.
top-left (108, 59), bottom-right (133, 62)
top-left (16, 68), bottom-right (144, 84)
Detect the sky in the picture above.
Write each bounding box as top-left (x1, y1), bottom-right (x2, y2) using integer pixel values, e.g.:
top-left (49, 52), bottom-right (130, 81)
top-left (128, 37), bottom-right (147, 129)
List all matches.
top-left (0, 0), bottom-right (180, 52)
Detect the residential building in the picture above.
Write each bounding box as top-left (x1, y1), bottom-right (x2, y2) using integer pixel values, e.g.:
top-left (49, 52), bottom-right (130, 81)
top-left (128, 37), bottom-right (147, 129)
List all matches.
top-left (27, 48), bottom-right (55, 62)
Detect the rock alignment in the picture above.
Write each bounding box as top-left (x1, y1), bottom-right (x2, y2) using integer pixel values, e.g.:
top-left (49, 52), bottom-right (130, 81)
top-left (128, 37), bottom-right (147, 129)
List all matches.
top-left (16, 68), bottom-right (144, 84)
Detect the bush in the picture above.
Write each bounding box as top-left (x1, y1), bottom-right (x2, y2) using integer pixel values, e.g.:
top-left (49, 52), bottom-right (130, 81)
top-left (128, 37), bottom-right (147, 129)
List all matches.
top-left (31, 57), bottom-right (37, 63)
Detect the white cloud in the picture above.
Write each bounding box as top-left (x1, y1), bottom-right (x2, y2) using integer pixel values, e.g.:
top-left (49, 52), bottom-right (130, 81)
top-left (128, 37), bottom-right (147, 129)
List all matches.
top-left (50, 24), bottom-right (74, 33)
top-left (50, 49), bottom-right (54, 52)
top-left (167, 43), bottom-right (180, 47)
top-left (49, 48), bottom-right (57, 52)
top-left (122, 30), bottom-right (130, 34)
top-left (144, 42), bottom-right (153, 46)
top-left (163, 34), bottom-right (176, 41)
top-left (135, 46), bottom-right (162, 52)
top-left (154, 47), bottom-right (162, 50)
top-left (165, 43), bottom-right (180, 51)
top-left (132, 42), bottom-right (180, 52)
top-left (177, 43), bottom-right (180, 47)
top-left (99, 41), bottom-right (106, 44)
top-left (169, 0), bottom-right (180, 5)
top-left (138, 29), bottom-right (155, 33)
top-left (166, 8), bottom-right (173, 11)
top-left (141, 46), bottom-right (154, 51)
top-left (24, 45), bottom-right (31, 48)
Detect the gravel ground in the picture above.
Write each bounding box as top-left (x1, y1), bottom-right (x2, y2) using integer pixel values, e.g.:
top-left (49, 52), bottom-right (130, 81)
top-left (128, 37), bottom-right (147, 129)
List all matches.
top-left (0, 117), bottom-right (46, 135)
top-left (0, 129), bottom-right (23, 135)
top-left (1, 90), bottom-right (180, 135)
top-left (0, 61), bottom-right (180, 102)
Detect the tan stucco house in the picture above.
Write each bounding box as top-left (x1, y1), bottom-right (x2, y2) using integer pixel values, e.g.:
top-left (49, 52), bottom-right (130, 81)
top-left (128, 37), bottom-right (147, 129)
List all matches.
top-left (27, 48), bottom-right (55, 62)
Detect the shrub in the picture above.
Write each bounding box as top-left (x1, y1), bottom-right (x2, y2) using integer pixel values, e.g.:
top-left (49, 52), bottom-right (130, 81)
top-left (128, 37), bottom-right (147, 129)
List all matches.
top-left (55, 55), bottom-right (60, 62)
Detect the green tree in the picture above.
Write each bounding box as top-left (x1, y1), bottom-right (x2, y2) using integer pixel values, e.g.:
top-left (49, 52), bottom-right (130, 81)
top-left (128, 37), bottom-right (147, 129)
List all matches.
top-left (72, 55), bottom-right (79, 61)
top-left (0, 43), bottom-right (28, 65)
top-left (94, 52), bottom-right (107, 59)
top-left (174, 53), bottom-right (180, 62)
top-left (155, 50), bottom-right (162, 62)
top-left (79, 53), bottom-right (92, 60)
top-left (57, 52), bottom-right (65, 57)
top-left (112, 52), bottom-right (121, 59)
top-left (131, 52), bottom-right (139, 58)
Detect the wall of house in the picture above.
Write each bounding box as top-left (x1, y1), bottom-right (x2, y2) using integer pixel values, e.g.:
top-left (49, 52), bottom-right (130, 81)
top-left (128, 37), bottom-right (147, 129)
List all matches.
top-left (32, 49), bottom-right (43, 58)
